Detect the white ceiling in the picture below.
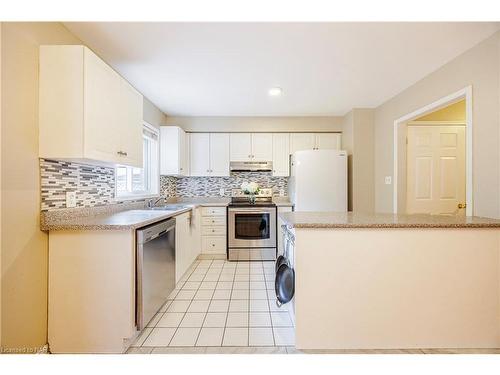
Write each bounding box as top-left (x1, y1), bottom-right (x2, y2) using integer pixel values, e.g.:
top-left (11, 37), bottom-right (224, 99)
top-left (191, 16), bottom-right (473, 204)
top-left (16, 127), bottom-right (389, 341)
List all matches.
top-left (64, 22), bottom-right (500, 116)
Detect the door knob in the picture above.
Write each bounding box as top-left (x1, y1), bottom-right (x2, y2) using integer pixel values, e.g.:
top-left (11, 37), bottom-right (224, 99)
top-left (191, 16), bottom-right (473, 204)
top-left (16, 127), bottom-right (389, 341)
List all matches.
top-left (458, 203), bottom-right (467, 209)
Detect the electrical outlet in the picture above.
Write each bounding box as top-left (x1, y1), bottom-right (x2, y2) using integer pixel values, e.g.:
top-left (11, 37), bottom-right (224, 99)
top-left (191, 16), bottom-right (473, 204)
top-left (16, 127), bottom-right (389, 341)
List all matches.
top-left (384, 176), bottom-right (392, 185)
top-left (219, 188), bottom-right (225, 196)
top-left (66, 191), bottom-right (77, 208)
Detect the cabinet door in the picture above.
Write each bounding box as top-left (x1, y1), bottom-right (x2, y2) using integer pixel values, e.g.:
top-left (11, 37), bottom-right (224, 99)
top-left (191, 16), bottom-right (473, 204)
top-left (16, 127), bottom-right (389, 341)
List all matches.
top-left (189, 133), bottom-right (210, 176)
top-left (179, 129), bottom-right (188, 176)
top-left (189, 207), bottom-right (201, 262)
top-left (290, 133), bottom-right (315, 154)
top-left (272, 133), bottom-right (290, 176)
top-left (83, 49), bottom-right (121, 163)
top-left (251, 133), bottom-right (273, 161)
top-left (118, 80), bottom-right (143, 168)
top-left (210, 133), bottom-right (230, 176)
top-left (315, 133), bottom-right (341, 150)
top-left (184, 133), bottom-right (191, 176)
top-left (230, 133), bottom-right (252, 161)
top-left (175, 212), bottom-right (191, 283)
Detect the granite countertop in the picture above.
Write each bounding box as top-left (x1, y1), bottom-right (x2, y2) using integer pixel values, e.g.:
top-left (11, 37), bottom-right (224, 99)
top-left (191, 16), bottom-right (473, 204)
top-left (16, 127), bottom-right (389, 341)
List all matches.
top-left (41, 207), bottom-right (193, 231)
top-left (41, 196), bottom-right (294, 231)
top-left (168, 196), bottom-right (294, 207)
top-left (279, 211), bottom-right (500, 229)
top-left (167, 197), bottom-right (231, 206)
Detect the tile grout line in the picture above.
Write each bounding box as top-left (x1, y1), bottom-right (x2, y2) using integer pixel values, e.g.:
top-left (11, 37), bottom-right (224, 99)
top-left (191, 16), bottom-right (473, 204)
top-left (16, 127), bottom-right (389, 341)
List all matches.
top-left (194, 259), bottom-right (224, 346)
top-left (168, 259), bottom-right (211, 347)
top-left (140, 259), bottom-right (200, 347)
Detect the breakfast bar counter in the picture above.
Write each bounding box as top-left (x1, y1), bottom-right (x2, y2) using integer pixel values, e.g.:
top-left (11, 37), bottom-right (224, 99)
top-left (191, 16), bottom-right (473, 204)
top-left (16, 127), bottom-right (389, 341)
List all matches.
top-left (280, 211), bottom-right (500, 350)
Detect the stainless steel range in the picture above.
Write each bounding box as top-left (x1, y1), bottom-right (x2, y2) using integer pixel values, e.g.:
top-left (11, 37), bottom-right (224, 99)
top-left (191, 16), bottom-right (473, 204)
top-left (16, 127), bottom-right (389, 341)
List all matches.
top-left (227, 188), bottom-right (277, 261)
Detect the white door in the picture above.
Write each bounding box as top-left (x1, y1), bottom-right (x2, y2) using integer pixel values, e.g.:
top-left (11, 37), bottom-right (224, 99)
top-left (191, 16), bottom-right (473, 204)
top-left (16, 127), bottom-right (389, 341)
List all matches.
top-left (272, 133), bottom-right (290, 176)
top-left (230, 133), bottom-right (252, 161)
top-left (210, 133), bottom-right (230, 176)
top-left (406, 125), bottom-right (466, 215)
top-left (315, 133), bottom-right (341, 150)
top-left (290, 133), bottom-right (315, 154)
top-left (190, 133), bottom-right (210, 176)
top-left (251, 133), bottom-right (273, 161)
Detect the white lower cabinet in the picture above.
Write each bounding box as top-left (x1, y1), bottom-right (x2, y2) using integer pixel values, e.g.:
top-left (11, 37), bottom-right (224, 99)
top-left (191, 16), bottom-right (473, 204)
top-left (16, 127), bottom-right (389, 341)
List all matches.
top-left (175, 212), bottom-right (192, 283)
top-left (189, 207), bottom-right (202, 263)
top-left (277, 206), bottom-right (293, 257)
top-left (175, 209), bottom-right (203, 282)
top-left (201, 206), bottom-right (227, 255)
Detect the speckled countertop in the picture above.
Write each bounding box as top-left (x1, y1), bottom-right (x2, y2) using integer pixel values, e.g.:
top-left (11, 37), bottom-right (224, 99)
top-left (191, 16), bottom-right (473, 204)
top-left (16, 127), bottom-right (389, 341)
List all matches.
top-left (41, 207), bottom-right (193, 231)
top-left (168, 196), bottom-right (293, 207)
top-left (41, 196), bottom-right (294, 231)
top-left (279, 211), bottom-right (500, 229)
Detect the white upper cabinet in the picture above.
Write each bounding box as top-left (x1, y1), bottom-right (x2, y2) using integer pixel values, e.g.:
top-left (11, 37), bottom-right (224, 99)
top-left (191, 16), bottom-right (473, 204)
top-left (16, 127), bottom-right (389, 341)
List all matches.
top-left (230, 133), bottom-right (252, 161)
top-left (272, 133), bottom-right (290, 177)
top-left (251, 133), bottom-right (273, 161)
top-left (209, 133), bottom-right (230, 176)
top-left (190, 133), bottom-right (230, 176)
top-left (316, 133), bottom-right (342, 150)
top-left (290, 133), bottom-right (341, 153)
top-left (160, 126), bottom-right (188, 176)
top-left (39, 45), bottom-right (143, 168)
top-left (190, 133), bottom-right (210, 176)
top-left (290, 133), bottom-right (316, 154)
top-left (230, 133), bottom-right (273, 161)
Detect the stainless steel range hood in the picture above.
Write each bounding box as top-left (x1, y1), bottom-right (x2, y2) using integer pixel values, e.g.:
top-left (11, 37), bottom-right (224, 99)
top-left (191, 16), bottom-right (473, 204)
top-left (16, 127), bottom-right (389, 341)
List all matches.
top-left (230, 161), bottom-right (273, 172)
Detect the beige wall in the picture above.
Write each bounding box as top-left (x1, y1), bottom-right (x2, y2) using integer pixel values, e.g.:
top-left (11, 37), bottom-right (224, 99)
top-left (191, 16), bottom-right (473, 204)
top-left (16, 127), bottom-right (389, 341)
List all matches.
top-left (341, 109), bottom-right (374, 213)
top-left (0, 22), bottom-right (3, 347)
top-left (0, 22), bottom-right (166, 350)
top-left (374, 31), bottom-right (500, 218)
top-left (143, 97), bottom-right (167, 128)
top-left (1, 22), bottom-right (81, 350)
top-left (164, 116), bottom-right (343, 132)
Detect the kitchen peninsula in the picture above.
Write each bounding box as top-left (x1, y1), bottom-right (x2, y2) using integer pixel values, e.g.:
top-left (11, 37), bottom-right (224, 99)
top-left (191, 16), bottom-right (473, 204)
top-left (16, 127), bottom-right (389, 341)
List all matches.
top-left (279, 212), bottom-right (500, 350)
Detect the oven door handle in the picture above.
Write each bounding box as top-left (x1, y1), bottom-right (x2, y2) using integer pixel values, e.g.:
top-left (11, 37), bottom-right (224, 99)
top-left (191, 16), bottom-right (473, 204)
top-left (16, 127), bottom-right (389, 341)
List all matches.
top-left (229, 209), bottom-right (275, 214)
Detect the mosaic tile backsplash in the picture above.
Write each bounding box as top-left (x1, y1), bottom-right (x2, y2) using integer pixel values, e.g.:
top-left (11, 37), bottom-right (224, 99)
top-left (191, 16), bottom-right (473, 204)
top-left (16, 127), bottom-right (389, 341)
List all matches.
top-left (40, 158), bottom-right (288, 211)
top-left (160, 172), bottom-right (288, 198)
top-left (40, 159), bottom-right (115, 211)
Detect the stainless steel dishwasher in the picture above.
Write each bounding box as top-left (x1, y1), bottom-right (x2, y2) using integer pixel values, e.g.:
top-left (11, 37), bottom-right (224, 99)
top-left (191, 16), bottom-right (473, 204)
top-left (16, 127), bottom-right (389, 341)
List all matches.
top-left (136, 218), bottom-right (176, 330)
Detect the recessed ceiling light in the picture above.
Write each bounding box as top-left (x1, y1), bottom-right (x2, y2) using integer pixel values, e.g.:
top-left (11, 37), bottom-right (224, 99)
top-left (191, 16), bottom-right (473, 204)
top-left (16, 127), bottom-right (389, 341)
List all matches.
top-left (268, 87), bottom-right (283, 97)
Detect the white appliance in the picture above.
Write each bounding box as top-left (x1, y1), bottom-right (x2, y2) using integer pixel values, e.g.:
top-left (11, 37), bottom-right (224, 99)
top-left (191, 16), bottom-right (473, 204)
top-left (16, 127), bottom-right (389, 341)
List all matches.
top-left (289, 149), bottom-right (347, 211)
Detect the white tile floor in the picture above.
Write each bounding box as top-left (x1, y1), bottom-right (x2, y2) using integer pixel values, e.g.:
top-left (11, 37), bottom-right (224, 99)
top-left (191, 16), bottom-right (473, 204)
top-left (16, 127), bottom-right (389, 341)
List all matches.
top-left (131, 259), bottom-right (295, 350)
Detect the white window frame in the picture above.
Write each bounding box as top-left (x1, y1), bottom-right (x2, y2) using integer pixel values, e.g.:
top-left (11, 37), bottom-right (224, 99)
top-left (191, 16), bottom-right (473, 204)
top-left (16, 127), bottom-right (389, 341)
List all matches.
top-left (115, 122), bottom-right (160, 200)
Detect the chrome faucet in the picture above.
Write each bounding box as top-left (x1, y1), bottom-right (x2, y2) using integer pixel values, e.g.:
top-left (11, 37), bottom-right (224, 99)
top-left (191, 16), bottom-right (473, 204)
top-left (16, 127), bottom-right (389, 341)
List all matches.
top-left (147, 197), bottom-right (166, 209)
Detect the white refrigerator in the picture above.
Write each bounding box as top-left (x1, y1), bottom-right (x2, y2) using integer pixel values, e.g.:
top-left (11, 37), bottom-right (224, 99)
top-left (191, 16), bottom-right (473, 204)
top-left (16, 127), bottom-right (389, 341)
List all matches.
top-left (289, 149), bottom-right (347, 212)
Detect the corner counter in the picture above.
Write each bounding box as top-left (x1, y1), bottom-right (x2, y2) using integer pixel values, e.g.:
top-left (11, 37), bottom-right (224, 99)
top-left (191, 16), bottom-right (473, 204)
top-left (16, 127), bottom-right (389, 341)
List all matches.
top-left (282, 211), bottom-right (500, 350)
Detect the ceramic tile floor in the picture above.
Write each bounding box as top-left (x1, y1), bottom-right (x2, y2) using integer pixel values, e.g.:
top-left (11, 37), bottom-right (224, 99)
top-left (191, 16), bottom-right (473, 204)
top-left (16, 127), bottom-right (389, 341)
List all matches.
top-left (130, 259), bottom-right (295, 351)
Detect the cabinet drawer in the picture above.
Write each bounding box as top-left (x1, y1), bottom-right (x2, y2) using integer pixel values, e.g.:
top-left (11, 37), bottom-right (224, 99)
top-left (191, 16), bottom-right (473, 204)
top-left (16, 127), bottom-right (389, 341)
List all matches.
top-left (202, 236), bottom-right (226, 254)
top-left (202, 216), bottom-right (226, 226)
top-left (201, 207), bottom-right (226, 217)
top-left (201, 226), bottom-right (226, 236)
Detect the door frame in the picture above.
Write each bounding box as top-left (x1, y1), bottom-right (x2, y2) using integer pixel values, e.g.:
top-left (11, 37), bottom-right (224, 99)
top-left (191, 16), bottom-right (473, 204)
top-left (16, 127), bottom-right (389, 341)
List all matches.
top-left (393, 86), bottom-right (473, 216)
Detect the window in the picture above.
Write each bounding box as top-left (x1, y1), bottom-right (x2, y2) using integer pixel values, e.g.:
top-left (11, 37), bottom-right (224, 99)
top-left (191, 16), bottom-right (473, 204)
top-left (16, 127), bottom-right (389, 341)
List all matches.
top-left (116, 123), bottom-right (159, 198)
